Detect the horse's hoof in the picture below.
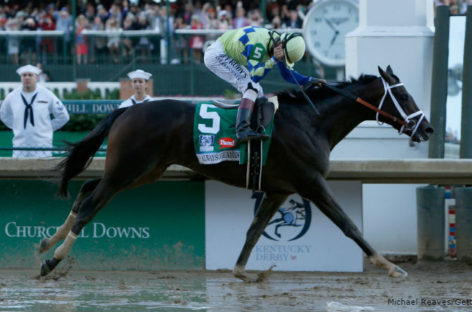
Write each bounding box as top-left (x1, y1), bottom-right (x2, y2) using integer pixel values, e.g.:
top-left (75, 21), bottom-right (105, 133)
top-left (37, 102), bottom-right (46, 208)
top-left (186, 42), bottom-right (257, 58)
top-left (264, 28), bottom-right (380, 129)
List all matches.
top-left (40, 258), bottom-right (60, 276)
top-left (39, 239), bottom-right (49, 254)
top-left (389, 265), bottom-right (408, 278)
top-left (255, 264), bottom-right (276, 283)
top-left (233, 266), bottom-right (256, 283)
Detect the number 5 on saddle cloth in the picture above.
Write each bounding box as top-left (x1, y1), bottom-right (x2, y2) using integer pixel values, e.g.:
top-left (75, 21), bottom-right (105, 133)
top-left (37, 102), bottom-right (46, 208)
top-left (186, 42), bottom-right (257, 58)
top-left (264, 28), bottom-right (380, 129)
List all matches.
top-left (193, 97), bottom-right (278, 191)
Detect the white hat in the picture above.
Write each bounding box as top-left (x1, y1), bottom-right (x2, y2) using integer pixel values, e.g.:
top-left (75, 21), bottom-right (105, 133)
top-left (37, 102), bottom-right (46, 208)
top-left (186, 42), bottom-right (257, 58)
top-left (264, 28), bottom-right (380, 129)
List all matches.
top-left (16, 64), bottom-right (41, 76)
top-left (127, 69), bottom-right (152, 80)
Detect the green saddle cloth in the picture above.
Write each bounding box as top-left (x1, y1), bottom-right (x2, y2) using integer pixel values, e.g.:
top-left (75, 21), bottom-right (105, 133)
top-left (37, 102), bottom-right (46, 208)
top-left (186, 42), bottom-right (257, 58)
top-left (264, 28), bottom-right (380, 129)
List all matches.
top-left (193, 102), bottom-right (274, 165)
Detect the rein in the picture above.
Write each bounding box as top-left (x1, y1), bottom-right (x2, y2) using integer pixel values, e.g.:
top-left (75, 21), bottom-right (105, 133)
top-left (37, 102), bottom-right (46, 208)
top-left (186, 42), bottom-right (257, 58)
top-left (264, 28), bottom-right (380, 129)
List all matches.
top-left (321, 79), bottom-right (407, 127)
top-left (320, 77), bottom-right (425, 136)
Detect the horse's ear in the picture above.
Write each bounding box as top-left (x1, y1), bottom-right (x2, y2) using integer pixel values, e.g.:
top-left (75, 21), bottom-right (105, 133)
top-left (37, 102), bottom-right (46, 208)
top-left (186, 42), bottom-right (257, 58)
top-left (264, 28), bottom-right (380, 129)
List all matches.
top-left (386, 65), bottom-right (394, 75)
top-left (378, 66), bottom-right (388, 79)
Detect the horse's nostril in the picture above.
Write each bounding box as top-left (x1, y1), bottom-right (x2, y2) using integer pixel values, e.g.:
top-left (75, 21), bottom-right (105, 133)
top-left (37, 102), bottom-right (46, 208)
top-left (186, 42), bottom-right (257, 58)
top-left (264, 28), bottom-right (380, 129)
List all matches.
top-left (425, 126), bottom-right (434, 135)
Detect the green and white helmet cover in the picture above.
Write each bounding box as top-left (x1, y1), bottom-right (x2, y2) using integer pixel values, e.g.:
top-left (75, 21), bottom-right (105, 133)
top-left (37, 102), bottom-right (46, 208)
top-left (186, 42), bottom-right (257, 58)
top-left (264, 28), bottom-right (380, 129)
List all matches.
top-left (280, 33), bottom-right (306, 67)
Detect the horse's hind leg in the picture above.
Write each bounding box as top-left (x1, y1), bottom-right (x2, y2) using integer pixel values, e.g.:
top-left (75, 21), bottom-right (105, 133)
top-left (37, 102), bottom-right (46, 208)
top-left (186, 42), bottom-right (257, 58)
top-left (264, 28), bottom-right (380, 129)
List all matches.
top-left (297, 174), bottom-right (407, 278)
top-left (40, 163), bottom-right (168, 276)
top-left (39, 179), bottom-right (101, 254)
top-left (233, 193), bottom-right (287, 282)
top-left (40, 179), bottom-right (118, 276)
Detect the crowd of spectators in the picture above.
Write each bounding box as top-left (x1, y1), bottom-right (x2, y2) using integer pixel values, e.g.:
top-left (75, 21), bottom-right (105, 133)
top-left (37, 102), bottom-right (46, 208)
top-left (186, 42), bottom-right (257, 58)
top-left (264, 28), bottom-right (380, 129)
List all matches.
top-left (435, 0), bottom-right (472, 14)
top-left (0, 0), bottom-right (312, 65)
top-left (1, 0), bottom-right (469, 66)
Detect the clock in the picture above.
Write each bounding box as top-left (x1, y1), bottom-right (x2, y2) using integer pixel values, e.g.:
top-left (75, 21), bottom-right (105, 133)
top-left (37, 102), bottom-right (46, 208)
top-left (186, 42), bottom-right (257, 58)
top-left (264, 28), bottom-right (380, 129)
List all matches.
top-left (303, 0), bottom-right (359, 67)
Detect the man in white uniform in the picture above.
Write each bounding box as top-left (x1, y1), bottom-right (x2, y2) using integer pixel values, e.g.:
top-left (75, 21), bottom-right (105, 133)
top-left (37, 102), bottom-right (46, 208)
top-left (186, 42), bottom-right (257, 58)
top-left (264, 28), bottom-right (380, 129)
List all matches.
top-left (118, 69), bottom-right (153, 109)
top-left (0, 64), bottom-right (70, 158)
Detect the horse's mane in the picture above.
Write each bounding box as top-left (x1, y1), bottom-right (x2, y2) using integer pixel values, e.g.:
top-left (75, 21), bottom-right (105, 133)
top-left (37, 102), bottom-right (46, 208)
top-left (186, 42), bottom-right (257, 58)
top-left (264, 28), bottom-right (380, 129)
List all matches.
top-left (276, 74), bottom-right (378, 105)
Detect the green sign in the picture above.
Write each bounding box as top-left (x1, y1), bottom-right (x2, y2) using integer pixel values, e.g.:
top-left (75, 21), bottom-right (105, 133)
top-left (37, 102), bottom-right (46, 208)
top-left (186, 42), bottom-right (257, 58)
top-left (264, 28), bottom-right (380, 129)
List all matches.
top-left (0, 180), bottom-right (205, 270)
top-left (63, 100), bottom-right (121, 114)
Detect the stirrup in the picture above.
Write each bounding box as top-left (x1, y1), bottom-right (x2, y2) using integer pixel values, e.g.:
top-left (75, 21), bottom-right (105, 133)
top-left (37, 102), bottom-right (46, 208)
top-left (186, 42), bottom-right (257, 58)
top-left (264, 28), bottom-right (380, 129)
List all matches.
top-left (237, 131), bottom-right (268, 143)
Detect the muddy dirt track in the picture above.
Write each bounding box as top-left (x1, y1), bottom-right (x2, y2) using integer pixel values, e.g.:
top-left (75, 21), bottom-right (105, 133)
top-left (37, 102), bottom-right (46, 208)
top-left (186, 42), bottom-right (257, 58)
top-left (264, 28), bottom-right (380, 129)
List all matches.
top-left (0, 259), bottom-right (471, 312)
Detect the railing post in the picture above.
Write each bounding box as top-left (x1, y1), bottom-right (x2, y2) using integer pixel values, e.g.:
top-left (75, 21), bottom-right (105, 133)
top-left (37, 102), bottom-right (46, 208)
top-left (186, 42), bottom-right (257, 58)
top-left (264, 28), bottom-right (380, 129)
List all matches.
top-left (460, 6), bottom-right (472, 158)
top-left (453, 187), bottom-right (472, 262)
top-left (428, 6), bottom-right (450, 159)
top-left (416, 185), bottom-right (446, 260)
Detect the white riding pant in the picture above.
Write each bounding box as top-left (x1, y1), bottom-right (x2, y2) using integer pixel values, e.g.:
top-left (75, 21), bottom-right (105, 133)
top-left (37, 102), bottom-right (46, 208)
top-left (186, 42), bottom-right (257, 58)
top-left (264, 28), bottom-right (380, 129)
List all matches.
top-left (204, 41), bottom-right (264, 97)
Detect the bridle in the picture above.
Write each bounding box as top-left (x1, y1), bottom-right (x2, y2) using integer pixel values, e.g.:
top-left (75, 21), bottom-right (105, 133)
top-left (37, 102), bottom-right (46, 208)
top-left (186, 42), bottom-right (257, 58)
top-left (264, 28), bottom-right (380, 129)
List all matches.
top-left (321, 77), bottom-right (425, 137)
top-left (376, 77), bottom-right (425, 136)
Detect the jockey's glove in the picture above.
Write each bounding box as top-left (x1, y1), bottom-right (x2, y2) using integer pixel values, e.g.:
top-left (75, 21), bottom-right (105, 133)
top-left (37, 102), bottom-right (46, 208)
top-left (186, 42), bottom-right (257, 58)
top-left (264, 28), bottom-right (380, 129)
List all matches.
top-left (303, 77), bottom-right (326, 90)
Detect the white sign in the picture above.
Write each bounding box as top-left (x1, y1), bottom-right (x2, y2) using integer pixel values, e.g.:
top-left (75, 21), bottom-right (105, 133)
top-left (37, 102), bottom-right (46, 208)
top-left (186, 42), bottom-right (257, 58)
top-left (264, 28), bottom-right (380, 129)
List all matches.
top-left (205, 180), bottom-right (363, 271)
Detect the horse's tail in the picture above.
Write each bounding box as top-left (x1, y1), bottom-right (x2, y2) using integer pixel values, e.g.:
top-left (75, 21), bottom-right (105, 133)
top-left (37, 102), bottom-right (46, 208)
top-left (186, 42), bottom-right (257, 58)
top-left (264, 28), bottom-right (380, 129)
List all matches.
top-left (56, 107), bottom-right (128, 198)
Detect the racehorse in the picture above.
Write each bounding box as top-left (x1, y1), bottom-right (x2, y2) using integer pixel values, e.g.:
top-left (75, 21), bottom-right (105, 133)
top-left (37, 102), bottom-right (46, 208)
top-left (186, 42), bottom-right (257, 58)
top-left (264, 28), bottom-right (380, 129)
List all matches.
top-left (39, 66), bottom-right (433, 282)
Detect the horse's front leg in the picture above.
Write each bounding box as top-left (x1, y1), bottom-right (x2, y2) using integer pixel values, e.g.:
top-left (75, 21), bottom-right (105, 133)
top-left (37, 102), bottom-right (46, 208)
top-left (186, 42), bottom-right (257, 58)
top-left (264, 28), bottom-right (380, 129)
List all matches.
top-left (40, 179), bottom-right (101, 254)
top-left (296, 173), bottom-right (407, 278)
top-left (233, 193), bottom-right (287, 282)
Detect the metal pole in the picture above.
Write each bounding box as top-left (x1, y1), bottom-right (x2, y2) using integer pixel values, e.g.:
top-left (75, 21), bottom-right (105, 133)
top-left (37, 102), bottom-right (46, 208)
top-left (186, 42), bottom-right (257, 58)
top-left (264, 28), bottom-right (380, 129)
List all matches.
top-left (460, 6), bottom-right (472, 158)
top-left (166, 0), bottom-right (171, 65)
top-left (71, 0), bottom-right (77, 80)
top-left (428, 6), bottom-right (450, 158)
top-left (261, 0), bottom-right (266, 23)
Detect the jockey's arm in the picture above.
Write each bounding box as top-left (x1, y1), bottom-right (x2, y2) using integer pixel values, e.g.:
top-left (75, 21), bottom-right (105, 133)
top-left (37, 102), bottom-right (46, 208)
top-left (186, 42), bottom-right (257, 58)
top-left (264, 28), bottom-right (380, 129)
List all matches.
top-left (276, 60), bottom-right (311, 85)
top-left (247, 57), bottom-right (277, 83)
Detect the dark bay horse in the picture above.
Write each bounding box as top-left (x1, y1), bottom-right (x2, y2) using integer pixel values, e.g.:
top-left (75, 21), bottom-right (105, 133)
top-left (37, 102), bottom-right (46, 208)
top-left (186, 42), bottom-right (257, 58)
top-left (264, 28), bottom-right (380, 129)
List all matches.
top-left (39, 66), bottom-right (433, 281)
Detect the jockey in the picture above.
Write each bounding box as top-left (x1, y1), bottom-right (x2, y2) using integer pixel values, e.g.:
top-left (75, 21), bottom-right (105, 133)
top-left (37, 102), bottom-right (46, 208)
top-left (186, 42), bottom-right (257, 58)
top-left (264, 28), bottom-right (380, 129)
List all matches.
top-left (204, 26), bottom-right (318, 142)
top-left (118, 69), bottom-right (153, 109)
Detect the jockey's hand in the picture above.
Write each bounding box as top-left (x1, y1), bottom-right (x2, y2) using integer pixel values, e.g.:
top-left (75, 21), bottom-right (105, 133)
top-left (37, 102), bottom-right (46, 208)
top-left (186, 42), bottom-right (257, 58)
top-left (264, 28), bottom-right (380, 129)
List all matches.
top-left (308, 77), bottom-right (326, 88)
top-left (274, 42), bottom-right (284, 62)
top-left (302, 77), bottom-right (326, 90)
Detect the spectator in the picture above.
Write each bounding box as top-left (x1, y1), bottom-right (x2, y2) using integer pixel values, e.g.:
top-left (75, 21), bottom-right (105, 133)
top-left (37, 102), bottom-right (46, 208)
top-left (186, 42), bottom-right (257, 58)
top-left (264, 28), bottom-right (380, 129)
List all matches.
top-left (90, 16), bottom-right (107, 63)
top-left (217, 10), bottom-right (232, 30)
top-left (174, 16), bottom-right (188, 63)
top-left (150, 4), bottom-right (163, 59)
top-left (280, 4), bottom-right (291, 27)
top-left (106, 18), bottom-right (121, 63)
top-left (189, 15), bottom-right (204, 63)
top-left (203, 5), bottom-right (219, 33)
top-left (183, 2), bottom-right (193, 25)
top-left (97, 4), bottom-right (109, 24)
top-left (109, 3), bottom-right (122, 26)
top-left (84, 3), bottom-right (96, 24)
top-left (272, 15), bottom-right (282, 29)
top-left (287, 10), bottom-right (303, 28)
top-left (122, 14), bottom-right (136, 59)
top-left (55, 7), bottom-right (73, 62)
top-left (6, 18), bottom-right (20, 65)
top-left (75, 14), bottom-right (89, 64)
top-left (233, 5), bottom-right (248, 29)
top-left (118, 69), bottom-right (153, 108)
top-left (37, 13), bottom-right (56, 64)
top-left (248, 9), bottom-right (263, 27)
top-left (20, 17), bottom-right (37, 64)
top-left (135, 14), bottom-right (152, 61)
top-left (0, 64), bottom-right (69, 158)
top-left (36, 63), bottom-right (50, 83)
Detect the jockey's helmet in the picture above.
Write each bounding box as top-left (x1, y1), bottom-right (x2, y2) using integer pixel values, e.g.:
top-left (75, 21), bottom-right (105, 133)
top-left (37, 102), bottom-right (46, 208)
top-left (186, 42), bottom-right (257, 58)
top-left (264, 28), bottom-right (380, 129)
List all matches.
top-left (280, 33), bottom-right (306, 67)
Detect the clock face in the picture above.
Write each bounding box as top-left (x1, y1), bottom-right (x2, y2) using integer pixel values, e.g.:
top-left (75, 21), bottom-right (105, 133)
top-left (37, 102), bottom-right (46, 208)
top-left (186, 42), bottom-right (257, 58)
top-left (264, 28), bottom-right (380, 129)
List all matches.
top-left (303, 0), bottom-right (359, 67)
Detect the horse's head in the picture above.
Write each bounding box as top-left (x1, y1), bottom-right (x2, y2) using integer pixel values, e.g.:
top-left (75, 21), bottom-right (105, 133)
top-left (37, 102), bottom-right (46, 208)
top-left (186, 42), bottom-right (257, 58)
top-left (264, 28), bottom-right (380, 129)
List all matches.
top-left (375, 66), bottom-right (434, 142)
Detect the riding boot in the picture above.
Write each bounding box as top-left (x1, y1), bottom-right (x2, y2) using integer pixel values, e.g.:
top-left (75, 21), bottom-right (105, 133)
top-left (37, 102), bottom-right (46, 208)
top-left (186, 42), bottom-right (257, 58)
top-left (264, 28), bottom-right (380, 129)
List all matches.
top-left (236, 98), bottom-right (269, 142)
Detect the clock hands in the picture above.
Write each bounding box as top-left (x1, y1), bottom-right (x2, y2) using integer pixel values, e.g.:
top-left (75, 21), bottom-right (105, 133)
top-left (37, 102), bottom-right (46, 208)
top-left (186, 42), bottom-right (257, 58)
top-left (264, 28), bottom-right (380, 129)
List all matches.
top-left (330, 30), bottom-right (339, 46)
top-left (324, 17), bottom-right (337, 32)
top-left (325, 17), bottom-right (340, 46)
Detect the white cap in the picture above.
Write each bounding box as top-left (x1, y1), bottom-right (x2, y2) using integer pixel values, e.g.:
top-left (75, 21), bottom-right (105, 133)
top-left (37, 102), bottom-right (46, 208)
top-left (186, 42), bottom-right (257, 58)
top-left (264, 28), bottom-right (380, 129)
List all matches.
top-left (127, 69), bottom-right (152, 80)
top-left (16, 64), bottom-right (41, 76)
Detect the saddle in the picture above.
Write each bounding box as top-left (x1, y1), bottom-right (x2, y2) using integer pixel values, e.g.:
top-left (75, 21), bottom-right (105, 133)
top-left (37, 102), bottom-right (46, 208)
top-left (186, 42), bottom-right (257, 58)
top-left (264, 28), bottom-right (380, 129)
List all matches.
top-left (213, 96), bottom-right (279, 191)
